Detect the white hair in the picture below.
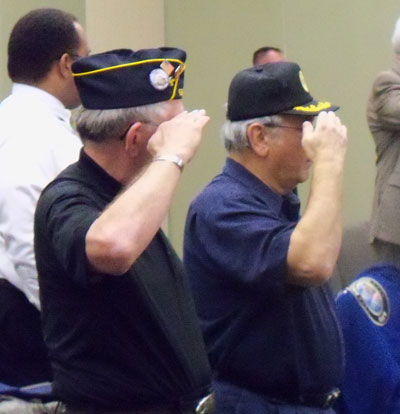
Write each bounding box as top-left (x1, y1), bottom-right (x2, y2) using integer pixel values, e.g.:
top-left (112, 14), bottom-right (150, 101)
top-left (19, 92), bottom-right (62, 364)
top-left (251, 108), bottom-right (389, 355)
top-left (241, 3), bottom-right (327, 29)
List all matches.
top-left (392, 17), bottom-right (400, 54)
top-left (74, 101), bottom-right (172, 143)
top-left (221, 114), bottom-right (283, 152)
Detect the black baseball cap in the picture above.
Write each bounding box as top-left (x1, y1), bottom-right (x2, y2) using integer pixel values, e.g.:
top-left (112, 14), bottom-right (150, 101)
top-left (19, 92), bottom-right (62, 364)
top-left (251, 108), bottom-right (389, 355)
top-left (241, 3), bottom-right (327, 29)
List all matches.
top-left (227, 61), bottom-right (339, 121)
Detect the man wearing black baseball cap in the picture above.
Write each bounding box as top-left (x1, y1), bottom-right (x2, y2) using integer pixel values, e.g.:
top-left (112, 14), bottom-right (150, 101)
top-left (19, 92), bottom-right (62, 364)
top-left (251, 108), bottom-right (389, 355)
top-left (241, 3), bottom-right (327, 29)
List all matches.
top-left (34, 48), bottom-right (212, 413)
top-left (184, 62), bottom-right (347, 413)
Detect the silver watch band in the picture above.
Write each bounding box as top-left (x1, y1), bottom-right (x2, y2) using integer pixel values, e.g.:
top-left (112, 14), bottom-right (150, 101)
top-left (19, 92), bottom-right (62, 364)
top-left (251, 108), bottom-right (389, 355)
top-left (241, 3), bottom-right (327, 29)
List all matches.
top-left (152, 154), bottom-right (184, 171)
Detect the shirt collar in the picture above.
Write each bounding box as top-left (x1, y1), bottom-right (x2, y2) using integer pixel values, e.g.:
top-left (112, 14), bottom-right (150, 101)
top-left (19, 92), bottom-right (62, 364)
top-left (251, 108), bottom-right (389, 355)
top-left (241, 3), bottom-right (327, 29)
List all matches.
top-left (77, 149), bottom-right (122, 200)
top-left (12, 83), bottom-right (71, 124)
top-left (223, 157), bottom-right (300, 218)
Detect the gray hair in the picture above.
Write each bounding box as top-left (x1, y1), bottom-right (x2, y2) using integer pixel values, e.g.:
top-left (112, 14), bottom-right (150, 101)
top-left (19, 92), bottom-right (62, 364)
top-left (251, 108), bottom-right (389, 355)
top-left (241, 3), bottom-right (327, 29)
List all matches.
top-left (392, 17), bottom-right (400, 54)
top-left (221, 114), bottom-right (283, 152)
top-left (74, 101), bottom-right (172, 143)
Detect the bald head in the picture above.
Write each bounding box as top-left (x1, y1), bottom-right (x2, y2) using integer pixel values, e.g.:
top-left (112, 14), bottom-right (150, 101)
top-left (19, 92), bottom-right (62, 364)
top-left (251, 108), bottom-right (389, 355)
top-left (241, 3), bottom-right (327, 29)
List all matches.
top-left (253, 47), bottom-right (286, 66)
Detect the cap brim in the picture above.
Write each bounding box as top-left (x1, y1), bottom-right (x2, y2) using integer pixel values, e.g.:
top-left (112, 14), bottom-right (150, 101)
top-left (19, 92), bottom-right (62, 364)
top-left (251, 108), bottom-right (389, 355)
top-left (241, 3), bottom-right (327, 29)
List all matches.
top-left (281, 100), bottom-right (339, 115)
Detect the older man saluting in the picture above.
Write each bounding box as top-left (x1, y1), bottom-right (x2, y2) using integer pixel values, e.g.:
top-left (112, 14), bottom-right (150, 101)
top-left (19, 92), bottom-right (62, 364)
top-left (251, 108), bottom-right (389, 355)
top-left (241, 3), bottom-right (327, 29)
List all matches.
top-left (34, 48), bottom-right (211, 414)
top-left (184, 62), bottom-right (348, 414)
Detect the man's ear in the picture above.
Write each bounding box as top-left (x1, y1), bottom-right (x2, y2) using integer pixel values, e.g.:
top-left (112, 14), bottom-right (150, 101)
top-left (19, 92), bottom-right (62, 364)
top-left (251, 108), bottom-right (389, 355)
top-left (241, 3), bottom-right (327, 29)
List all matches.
top-left (124, 122), bottom-right (142, 157)
top-left (247, 123), bottom-right (270, 157)
top-left (58, 53), bottom-right (74, 79)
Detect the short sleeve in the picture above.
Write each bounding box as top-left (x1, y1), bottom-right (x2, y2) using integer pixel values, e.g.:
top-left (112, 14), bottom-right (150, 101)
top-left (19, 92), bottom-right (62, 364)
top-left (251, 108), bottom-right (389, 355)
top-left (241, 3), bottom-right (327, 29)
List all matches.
top-left (36, 182), bottom-right (101, 287)
top-left (185, 194), bottom-right (296, 291)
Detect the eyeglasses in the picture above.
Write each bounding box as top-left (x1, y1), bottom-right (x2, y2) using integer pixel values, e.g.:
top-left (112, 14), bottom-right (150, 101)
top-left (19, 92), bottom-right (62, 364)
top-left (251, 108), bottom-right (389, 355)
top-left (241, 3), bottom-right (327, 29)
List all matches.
top-left (119, 120), bottom-right (161, 140)
top-left (263, 123), bottom-right (303, 132)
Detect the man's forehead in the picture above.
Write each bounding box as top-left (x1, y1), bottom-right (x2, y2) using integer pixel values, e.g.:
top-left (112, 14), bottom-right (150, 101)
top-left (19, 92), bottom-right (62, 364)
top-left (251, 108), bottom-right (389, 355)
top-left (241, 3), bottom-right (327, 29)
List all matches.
top-left (259, 50), bottom-right (285, 63)
top-left (166, 100), bottom-right (184, 115)
top-left (155, 99), bottom-right (184, 122)
top-left (74, 22), bottom-right (90, 54)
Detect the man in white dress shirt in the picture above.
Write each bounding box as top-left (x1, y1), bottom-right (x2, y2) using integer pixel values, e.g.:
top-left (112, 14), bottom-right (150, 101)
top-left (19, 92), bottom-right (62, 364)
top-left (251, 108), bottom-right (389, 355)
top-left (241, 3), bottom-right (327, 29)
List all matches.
top-left (0, 8), bottom-right (89, 386)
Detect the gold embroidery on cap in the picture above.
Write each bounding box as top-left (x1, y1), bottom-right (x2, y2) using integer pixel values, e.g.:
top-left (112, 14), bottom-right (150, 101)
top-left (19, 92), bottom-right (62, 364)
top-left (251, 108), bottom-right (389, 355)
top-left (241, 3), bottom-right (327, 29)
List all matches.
top-left (293, 101), bottom-right (332, 112)
top-left (169, 64), bottom-right (186, 100)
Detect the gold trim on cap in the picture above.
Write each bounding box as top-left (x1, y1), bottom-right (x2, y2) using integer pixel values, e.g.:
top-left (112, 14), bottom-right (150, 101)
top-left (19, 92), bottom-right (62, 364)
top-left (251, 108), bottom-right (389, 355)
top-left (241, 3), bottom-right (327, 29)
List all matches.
top-left (169, 73), bottom-right (183, 100)
top-left (72, 58), bottom-right (186, 77)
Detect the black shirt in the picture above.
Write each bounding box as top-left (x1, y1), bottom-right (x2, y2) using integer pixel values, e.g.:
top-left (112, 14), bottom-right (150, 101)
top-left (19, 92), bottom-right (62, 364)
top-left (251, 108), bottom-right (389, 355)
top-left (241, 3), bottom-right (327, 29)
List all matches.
top-left (34, 151), bottom-right (210, 409)
top-left (184, 159), bottom-right (344, 400)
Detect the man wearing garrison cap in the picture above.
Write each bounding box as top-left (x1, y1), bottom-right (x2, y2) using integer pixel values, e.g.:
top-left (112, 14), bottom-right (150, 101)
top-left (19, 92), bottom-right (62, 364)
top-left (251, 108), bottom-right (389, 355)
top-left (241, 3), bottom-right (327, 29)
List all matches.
top-left (184, 62), bottom-right (348, 413)
top-left (34, 48), bottom-right (212, 414)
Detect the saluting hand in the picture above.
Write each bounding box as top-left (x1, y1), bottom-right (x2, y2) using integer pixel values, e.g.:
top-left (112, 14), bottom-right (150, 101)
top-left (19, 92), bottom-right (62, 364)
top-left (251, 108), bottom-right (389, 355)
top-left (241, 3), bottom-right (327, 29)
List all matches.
top-left (148, 109), bottom-right (210, 165)
top-left (302, 111), bottom-right (348, 165)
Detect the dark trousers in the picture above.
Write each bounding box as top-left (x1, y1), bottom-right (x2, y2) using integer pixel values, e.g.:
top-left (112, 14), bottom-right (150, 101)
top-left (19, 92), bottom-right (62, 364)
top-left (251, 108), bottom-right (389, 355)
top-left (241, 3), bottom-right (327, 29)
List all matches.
top-left (213, 380), bottom-right (336, 414)
top-left (0, 279), bottom-right (52, 386)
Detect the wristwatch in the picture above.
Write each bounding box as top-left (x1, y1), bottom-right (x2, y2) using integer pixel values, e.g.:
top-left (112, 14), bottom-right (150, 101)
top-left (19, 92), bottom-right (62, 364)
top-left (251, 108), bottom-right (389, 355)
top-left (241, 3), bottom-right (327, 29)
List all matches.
top-left (153, 154), bottom-right (184, 171)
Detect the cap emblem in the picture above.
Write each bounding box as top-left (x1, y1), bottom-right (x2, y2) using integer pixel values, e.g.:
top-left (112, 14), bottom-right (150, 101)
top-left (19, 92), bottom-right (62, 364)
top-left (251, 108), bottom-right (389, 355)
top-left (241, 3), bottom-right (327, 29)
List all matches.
top-left (149, 68), bottom-right (170, 91)
top-left (299, 70), bottom-right (310, 93)
top-left (160, 59), bottom-right (175, 75)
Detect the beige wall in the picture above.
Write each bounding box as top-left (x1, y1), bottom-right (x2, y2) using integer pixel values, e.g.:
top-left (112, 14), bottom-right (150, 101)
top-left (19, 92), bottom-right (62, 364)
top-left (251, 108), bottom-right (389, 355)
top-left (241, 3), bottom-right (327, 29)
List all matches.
top-left (85, 0), bottom-right (164, 53)
top-left (165, 0), bottom-right (400, 255)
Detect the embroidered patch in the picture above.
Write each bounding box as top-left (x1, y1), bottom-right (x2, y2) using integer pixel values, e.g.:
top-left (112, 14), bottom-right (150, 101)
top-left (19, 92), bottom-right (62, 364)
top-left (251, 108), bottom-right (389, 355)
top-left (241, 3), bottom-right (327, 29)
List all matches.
top-left (348, 277), bottom-right (390, 326)
top-left (292, 101), bottom-right (332, 112)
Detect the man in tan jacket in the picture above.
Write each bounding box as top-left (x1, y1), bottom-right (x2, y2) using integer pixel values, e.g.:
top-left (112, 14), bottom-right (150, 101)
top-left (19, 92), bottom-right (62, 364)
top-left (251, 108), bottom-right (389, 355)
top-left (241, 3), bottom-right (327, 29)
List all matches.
top-left (368, 16), bottom-right (400, 266)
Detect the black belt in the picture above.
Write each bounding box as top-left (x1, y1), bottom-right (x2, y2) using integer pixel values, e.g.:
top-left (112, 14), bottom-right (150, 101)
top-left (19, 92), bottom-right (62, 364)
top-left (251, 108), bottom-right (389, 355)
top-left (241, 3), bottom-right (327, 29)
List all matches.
top-left (216, 375), bottom-right (340, 409)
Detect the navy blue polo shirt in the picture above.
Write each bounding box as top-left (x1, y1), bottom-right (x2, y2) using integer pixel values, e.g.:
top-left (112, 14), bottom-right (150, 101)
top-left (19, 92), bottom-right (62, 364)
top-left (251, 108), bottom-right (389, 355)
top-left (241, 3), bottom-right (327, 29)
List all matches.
top-left (184, 158), bottom-right (344, 401)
